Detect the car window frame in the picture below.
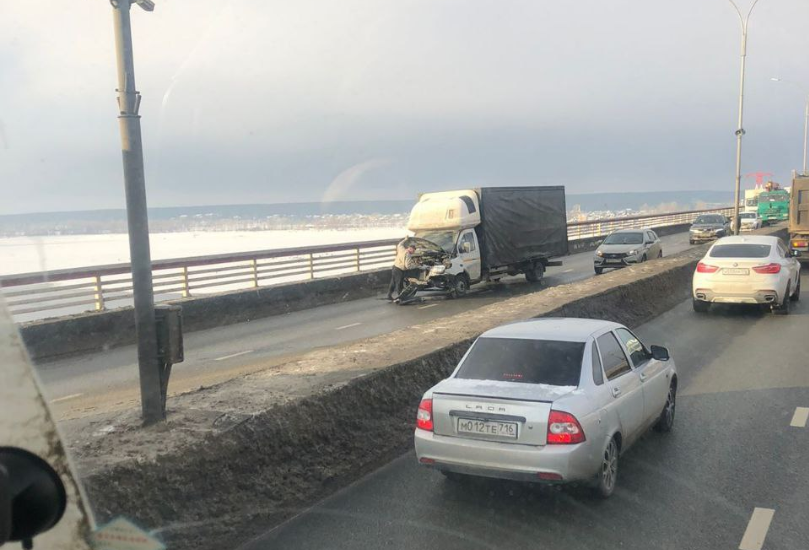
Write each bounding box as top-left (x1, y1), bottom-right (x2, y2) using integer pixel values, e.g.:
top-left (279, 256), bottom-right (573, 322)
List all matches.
top-left (590, 340), bottom-right (605, 386)
top-left (460, 231), bottom-right (476, 253)
top-left (596, 331), bottom-right (632, 381)
top-left (614, 328), bottom-right (652, 368)
top-left (645, 231), bottom-right (656, 244)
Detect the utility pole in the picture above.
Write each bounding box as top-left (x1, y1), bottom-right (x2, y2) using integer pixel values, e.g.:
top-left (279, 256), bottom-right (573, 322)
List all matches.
top-left (110, 0), bottom-right (164, 425)
top-left (803, 94), bottom-right (808, 175)
top-left (726, 0), bottom-right (762, 235)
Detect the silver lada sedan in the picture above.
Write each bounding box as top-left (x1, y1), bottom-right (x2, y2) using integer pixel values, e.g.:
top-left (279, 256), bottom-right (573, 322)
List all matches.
top-left (414, 318), bottom-right (677, 497)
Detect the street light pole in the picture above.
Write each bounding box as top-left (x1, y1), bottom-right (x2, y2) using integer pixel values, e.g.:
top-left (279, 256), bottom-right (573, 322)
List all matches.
top-left (727, 0), bottom-right (762, 235)
top-left (803, 94), bottom-right (808, 175)
top-left (110, 0), bottom-right (164, 425)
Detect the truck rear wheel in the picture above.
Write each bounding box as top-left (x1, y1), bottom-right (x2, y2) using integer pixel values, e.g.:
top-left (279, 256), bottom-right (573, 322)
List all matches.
top-left (525, 263), bottom-right (545, 283)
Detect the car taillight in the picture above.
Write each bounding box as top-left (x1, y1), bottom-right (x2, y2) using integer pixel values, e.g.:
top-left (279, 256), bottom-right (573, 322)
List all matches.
top-left (417, 398), bottom-right (433, 431)
top-left (792, 240), bottom-right (807, 248)
top-left (696, 262), bottom-right (719, 273)
top-left (752, 263), bottom-right (781, 274)
top-left (547, 410), bottom-right (585, 444)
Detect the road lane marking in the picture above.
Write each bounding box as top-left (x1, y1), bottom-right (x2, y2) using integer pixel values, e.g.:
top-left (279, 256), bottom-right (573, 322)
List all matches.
top-left (418, 304), bottom-right (439, 309)
top-left (739, 508), bottom-right (775, 550)
top-left (335, 322), bottom-right (362, 330)
top-left (214, 350), bottom-right (254, 361)
top-left (50, 393), bottom-right (83, 404)
top-left (790, 407), bottom-right (809, 427)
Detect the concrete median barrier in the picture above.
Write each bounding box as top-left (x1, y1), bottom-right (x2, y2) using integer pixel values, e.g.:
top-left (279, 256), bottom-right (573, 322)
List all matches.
top-left (20, 268), bottom-right (389, 361)
top-left (67, 226), bottom-right (786, 550)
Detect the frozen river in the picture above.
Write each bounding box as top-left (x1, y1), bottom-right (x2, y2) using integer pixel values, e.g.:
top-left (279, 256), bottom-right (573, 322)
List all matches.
top-left (0, 227), bottom-right (407, 276)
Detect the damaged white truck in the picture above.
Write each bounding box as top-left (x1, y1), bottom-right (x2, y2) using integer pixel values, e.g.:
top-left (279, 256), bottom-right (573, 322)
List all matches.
top-left (398, 186), bottom-right (569, 301)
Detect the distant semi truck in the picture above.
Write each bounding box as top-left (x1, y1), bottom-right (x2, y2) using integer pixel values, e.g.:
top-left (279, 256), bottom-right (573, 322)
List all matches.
top-left (758, 189), bottom-right (790, 224)
top-left (400, 186), bottom-right (568, 299)
top-left (789, 175), bottom-right (809, 258)
top-left (744, 188), bottom-right (763, 214)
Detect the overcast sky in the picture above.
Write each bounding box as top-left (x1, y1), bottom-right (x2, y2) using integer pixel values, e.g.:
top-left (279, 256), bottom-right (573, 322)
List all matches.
top-left (2, 0), bottom-right (808, 214)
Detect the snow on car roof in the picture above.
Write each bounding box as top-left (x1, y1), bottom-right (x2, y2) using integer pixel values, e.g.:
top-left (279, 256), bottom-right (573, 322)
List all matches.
top-left (481, 318), bottom-right (621, 342)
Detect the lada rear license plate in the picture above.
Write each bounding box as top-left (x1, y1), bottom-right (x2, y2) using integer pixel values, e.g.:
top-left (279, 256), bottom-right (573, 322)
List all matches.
top-left (457, 418), bottom-right (518, 439)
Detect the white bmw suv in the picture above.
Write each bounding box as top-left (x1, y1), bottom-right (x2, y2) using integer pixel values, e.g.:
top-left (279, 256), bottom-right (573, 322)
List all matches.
top-left (692, 235), bottom-right (801, 314)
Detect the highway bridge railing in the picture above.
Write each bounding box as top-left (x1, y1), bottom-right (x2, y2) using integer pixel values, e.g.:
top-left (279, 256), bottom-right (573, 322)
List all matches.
top-left (0, 206), bottom-right (733, 321)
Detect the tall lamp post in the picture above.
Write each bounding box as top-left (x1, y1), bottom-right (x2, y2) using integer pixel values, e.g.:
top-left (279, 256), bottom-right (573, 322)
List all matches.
top-left (726, 0), bottom-right (762, 235)
top-left (110, 0), bottom-right (164, 425)
top-left (770, 77), bottom-right (809, 176)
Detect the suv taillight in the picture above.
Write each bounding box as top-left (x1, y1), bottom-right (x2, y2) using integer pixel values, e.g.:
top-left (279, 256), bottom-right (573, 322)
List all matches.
top-left (696, 262), bottom-right (719, 273)
top-left (417, 399), bottom-right (433, 431)
top-left (752, 263), bottom-right (781, 274)
top-left (547, 410), bottom-right (585, 444)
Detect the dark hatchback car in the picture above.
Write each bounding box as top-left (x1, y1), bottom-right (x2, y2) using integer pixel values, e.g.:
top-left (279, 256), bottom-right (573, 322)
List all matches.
top-left (688, 214), bottom-right (731, 245)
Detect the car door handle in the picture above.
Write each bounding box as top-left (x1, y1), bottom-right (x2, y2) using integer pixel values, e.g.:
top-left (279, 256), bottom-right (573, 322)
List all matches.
top-left (611, 387), bottom-right (621, 397)
top-left (639, 372), bottom-right (647, 382)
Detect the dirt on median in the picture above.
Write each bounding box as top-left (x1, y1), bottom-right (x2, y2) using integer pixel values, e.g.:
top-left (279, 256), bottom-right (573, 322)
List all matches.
top-left (59, 228), bottom-right (785, 550)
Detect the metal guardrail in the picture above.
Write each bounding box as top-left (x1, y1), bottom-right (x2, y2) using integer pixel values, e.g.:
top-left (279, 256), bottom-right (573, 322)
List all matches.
top-left (0, 207), bottom-right (733, 320)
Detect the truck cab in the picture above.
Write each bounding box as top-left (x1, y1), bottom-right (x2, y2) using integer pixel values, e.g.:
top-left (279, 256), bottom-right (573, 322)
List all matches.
top-left (758, 190), bottom-right (790, 224)
top-left (407, 190), bottom-right (484, 296)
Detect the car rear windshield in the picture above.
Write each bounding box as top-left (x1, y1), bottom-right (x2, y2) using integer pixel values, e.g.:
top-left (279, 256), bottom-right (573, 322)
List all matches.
top-left (695, 215), bottom-right (723, 224)
top-left (456, 337), bottom-right (583, 386)
top-left (603, 232), bottom-right (643, 245)
top-left (739, 213), bottom-right (755, 219)
top-left (709, 244), bottom-right (771, 258)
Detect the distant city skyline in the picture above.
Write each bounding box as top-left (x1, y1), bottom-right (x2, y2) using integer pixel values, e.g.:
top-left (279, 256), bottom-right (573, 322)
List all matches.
top-left (2, 1), bottom-right (808, 215)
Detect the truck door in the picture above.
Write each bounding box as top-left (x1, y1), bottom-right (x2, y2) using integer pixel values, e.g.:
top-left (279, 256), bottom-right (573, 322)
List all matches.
top-left (458, 230), bottom-right (482, 282)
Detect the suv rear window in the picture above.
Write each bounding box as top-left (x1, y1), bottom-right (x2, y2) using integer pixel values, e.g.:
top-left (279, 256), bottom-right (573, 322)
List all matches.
top-left (456, 337), bottom-right (583, 386)
top-left (709, 244), bottom-right (771, 258)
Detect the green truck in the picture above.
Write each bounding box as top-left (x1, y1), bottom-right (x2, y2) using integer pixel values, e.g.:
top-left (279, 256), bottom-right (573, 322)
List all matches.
top-left (757, 189), bottom-right (790, 223)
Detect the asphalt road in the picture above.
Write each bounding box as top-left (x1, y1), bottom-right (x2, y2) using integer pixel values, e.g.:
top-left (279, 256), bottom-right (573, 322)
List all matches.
top-left (241, 274), bottom-right (809, 550)
top-left (36, 233), bottom-right (694, 414)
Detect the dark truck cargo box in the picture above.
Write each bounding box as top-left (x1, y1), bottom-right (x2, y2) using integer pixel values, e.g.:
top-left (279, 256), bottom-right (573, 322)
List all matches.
top-left (476, 186), bottom-right (568, 269)
top-left (790, 176), bottom-right (809, 234)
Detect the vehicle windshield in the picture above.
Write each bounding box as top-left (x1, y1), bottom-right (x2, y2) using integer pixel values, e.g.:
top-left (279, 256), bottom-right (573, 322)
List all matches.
top-left (739, 213), bottom-right (756, 219)
top-left (694, 215), bottom-right (724, 224)
top-left (760, 192), bottom-right (789, 201)
top-left (709, 244), bottom-right (772, 258)
top-left (413, 230), bottom-right (457, 252)
top-left (603, 232), bottom-right (643, 245)
top-left (745, 198), bottom-right (758, 206)
top-left (455, 337), bottom-right (583, 386)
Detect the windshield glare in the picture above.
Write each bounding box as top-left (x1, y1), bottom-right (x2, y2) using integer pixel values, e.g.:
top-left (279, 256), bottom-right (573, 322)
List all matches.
top-left (603, 232), bottom-right (643, 245)
top-left (709, 244), bottom-right (772, 258)
top-left (456, 337), bottom-right (583, 386)
top-left (413, 231), bottom-right (457, 252)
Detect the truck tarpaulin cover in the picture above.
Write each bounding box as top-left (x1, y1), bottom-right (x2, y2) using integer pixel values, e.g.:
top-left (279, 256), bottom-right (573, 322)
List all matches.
top-left (477, 186), bottom-right (568, 268)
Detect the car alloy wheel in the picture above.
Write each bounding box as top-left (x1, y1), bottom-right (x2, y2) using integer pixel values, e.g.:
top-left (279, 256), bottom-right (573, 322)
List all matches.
top-left (597, 438), bottom-right (619, 498)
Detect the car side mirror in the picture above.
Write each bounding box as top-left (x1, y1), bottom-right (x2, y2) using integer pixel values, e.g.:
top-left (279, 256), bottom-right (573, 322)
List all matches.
top-left (650, 345), bottom-right (670, 361)
top-left (0, 447), bottom-right (66, 548)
